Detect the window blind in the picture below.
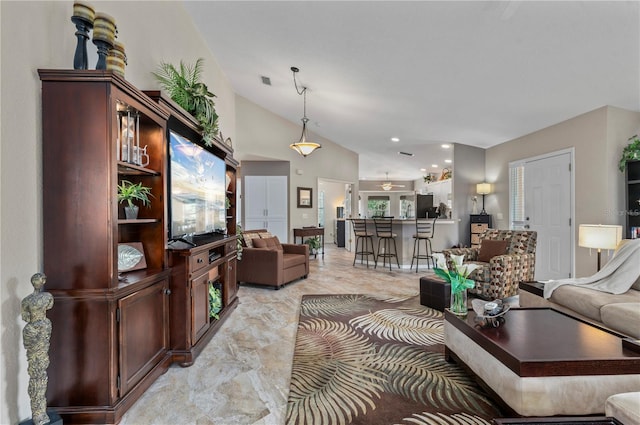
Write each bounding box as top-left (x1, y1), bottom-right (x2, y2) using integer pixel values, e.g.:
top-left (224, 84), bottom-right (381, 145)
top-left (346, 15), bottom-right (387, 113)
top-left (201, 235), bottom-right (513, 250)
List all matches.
top-left (510, 165), bottom-right (525, 229)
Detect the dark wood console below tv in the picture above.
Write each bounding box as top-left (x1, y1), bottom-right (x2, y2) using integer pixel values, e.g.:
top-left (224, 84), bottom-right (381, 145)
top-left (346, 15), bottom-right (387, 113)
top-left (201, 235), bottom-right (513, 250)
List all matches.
top-left (168, 236), bottom-right (239, 366)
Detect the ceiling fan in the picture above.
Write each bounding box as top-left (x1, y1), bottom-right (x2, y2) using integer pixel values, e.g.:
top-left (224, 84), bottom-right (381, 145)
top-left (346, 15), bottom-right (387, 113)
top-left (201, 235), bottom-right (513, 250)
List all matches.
top-left (380, 172), bottom-right (405, 191)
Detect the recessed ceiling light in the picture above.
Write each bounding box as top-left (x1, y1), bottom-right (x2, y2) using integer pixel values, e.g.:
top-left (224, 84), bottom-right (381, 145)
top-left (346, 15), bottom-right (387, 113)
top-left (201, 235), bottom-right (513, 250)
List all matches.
top-left (420, 168), bottom-right (427, 172)
top-left (390, 137), bottom-right (400, 142)
top-left (441, 144), bottom-right (451, 149)
top-left (432, 164), bottom-right (438, 168)
top-left (445, 159), bottom-right (452, 163)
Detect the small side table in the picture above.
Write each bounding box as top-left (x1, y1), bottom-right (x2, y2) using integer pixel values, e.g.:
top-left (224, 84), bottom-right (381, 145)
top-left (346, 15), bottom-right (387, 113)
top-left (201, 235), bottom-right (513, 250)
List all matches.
top-left (470, 214), bottom-right (492, 249)
top-left (419, 275), bottom-right (450, 312)
top-left (293, 227), bottom-right (325, 258)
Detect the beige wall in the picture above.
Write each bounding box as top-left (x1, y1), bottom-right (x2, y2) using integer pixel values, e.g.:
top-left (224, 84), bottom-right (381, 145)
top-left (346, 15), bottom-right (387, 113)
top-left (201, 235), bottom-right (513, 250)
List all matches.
top-left (606, 107), bottom-right (640, 220)
top-left (452, 143), bottom-right (486, 245)
top-left (235, 95), bottom-right (359, 240)
top-left (486, 106), bottom-right (640, 277)
top-left (0, 1), bottom-right (237, 422)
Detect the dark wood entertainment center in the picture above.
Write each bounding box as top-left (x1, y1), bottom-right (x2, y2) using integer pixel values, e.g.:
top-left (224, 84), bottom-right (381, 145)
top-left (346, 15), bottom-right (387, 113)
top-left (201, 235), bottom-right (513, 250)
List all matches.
top-left (39, 70), bottom-right (238, 424)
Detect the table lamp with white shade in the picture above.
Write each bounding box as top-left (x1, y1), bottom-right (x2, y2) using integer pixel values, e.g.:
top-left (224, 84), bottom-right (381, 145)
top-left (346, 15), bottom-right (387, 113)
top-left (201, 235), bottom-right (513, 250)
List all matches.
top-left (476, 183), bottom-right (492, 215)
top-left (578, 224), bottom-right (623, 271)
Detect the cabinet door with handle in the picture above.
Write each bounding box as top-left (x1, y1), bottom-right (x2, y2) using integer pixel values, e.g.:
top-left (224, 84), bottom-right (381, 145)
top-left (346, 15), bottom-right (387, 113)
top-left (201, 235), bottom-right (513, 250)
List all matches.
top-left (118, 278), bottom-right (170, 397)
top-left (224, 258), bottom-right (238, 306)
top-left (191, 267), bottom-right (219, 343)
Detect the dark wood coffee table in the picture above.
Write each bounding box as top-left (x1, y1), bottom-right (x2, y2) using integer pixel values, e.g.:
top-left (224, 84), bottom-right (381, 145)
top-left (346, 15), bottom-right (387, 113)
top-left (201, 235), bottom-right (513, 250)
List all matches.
top-left (444, 308), bottom-right (640, 417)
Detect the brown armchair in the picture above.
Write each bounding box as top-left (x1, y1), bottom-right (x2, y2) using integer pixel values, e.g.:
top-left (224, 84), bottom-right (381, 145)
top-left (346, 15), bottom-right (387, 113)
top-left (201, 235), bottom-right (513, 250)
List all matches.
top-left (443, 229), bottom-right (537, 300)
top-left (237, 229), bottom-right (309, 289)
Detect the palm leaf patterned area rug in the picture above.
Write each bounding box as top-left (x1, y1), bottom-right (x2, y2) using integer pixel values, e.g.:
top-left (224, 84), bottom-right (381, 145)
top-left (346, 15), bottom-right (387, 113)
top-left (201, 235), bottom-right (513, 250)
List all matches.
top-left (285, 294), bottom-right (504, 425)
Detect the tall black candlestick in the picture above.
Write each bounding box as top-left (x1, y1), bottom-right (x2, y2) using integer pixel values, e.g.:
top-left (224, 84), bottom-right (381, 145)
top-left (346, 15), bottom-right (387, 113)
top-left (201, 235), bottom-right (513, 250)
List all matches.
top-left (71, 16), bottom-right (92, 70)
top-left (93, 39), bottom-right (113, 70)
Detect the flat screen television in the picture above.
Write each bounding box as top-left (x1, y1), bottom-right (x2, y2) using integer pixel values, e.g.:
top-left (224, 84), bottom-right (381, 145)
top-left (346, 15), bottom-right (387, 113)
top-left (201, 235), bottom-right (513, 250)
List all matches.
top-left (168, 130), bottom-right (227, 244)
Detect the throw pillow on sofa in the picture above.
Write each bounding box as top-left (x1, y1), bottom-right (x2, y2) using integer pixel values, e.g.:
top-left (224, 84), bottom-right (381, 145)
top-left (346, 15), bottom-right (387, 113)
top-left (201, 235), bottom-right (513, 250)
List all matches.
top-left (252, 236), bottom-right (283, 251)
top-left (477, 239), bottom-right (509, 262)
top-left (242, 232), bottom-right (261, 247)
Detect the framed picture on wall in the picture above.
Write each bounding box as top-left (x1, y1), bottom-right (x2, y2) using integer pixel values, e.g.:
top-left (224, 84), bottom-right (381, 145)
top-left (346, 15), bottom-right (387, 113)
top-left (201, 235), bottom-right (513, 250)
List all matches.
top-left (297, 187), bottom-right (312, 208)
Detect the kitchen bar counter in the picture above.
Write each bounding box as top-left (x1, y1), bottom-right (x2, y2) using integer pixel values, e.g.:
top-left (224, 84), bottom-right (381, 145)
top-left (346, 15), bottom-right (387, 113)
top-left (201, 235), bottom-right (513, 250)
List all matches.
top-left (356, 219), bottom-right (460, 267)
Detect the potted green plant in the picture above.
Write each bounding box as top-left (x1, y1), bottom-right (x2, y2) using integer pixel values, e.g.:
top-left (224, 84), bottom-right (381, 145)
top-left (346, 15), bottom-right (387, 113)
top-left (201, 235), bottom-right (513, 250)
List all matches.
top-left (305, 236), bottom-right (321, 255)
top-left (209, 283), bottom-right (222, 320)
top-left (152, 58), bottom-right (219, 146)
top-left (619, 135), bottom-right (640, 172)
top-left (117, 180), bottom-right (154, 219)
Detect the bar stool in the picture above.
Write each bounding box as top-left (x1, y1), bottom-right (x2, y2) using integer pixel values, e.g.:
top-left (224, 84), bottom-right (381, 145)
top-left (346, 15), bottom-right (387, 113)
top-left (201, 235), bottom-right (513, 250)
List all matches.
top-left (411, 217), bottom-right (436, 273)
top-left (351, 219), bottom-right (376, 267)
top-left (374, 217), bottom-right (400, 270)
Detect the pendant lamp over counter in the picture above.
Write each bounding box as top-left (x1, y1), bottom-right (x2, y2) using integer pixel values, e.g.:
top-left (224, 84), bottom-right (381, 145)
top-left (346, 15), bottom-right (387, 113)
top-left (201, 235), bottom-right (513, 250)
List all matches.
top-left (289, 67), bottom-right (321, 157)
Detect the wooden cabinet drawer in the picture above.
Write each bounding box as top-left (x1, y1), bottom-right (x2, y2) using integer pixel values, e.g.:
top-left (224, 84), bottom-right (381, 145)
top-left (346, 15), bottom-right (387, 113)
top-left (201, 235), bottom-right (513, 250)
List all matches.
top-left (190, 251), bottom-right (210, 274)
top-left (471, 223), bottom-right (488, 233)
top-left (470, 214), bottom-right (491, 224)
top-left (225, 240), bottom-right (237, 255)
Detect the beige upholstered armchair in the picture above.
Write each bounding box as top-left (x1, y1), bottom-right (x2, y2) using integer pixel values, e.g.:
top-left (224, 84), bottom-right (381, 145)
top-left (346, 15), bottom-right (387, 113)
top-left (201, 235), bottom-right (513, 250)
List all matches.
top-left (442, 229), bottom-right (537, 300)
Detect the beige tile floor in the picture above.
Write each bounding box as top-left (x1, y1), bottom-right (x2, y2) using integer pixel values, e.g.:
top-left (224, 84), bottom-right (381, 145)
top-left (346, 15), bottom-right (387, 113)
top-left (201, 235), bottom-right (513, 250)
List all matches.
top-left (120, 244), bottom-right (429, 425)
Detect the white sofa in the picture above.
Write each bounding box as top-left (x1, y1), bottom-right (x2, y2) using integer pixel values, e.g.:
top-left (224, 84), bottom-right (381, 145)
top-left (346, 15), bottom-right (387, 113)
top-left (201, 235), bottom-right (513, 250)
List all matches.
top-left (606, 392), bottom-right (640, 425)
top-left (520, 240), bottom-right (640, 339)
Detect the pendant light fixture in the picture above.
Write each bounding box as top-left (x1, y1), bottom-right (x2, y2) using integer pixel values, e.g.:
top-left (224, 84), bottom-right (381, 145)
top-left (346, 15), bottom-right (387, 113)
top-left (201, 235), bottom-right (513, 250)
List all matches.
top-left (289, 66), bottom-right (321, 157)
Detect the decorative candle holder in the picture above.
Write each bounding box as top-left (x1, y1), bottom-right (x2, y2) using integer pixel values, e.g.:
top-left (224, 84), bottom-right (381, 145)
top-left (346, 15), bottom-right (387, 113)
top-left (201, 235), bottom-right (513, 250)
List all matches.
top-left (93, 39), bottom-right (113, 70)
top-left (107, 41), bottom-right (127, 77)
top-left (71, 2), bottom-right (95, 70)
top-left (92, 12), bottom-right (116, 70)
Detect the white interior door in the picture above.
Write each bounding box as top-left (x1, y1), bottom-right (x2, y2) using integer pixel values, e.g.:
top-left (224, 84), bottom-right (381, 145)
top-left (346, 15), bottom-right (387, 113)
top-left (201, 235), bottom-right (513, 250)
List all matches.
top-left (524, 151), bottom-right (573, 280)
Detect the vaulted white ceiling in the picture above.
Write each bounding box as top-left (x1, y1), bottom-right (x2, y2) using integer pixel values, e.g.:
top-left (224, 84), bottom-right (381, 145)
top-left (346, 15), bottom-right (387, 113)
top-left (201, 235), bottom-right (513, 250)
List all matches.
top-left (183, 1), bottom-right (639, 181)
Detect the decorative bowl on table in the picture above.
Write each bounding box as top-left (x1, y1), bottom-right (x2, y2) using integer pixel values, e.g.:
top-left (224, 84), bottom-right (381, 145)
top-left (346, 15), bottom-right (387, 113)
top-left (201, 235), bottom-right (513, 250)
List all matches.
top-left (472, 299), bottom-right (511, 328)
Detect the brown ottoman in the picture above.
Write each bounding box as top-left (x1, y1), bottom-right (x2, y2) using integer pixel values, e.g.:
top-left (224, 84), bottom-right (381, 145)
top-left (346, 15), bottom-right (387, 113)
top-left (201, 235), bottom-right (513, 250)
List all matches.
top-left (419, 275), bottom-right (450, 311)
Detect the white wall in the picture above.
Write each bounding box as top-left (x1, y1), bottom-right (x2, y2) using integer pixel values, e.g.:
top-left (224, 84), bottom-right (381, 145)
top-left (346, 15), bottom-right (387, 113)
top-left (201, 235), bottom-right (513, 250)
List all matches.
top-left (0, 2), bottom-right (235, 422)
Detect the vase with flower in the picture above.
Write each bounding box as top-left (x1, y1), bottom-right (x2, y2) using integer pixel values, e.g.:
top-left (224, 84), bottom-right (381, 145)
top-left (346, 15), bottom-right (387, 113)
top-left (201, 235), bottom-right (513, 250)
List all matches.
top-left (432, 253), bottom-right (478, 316)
